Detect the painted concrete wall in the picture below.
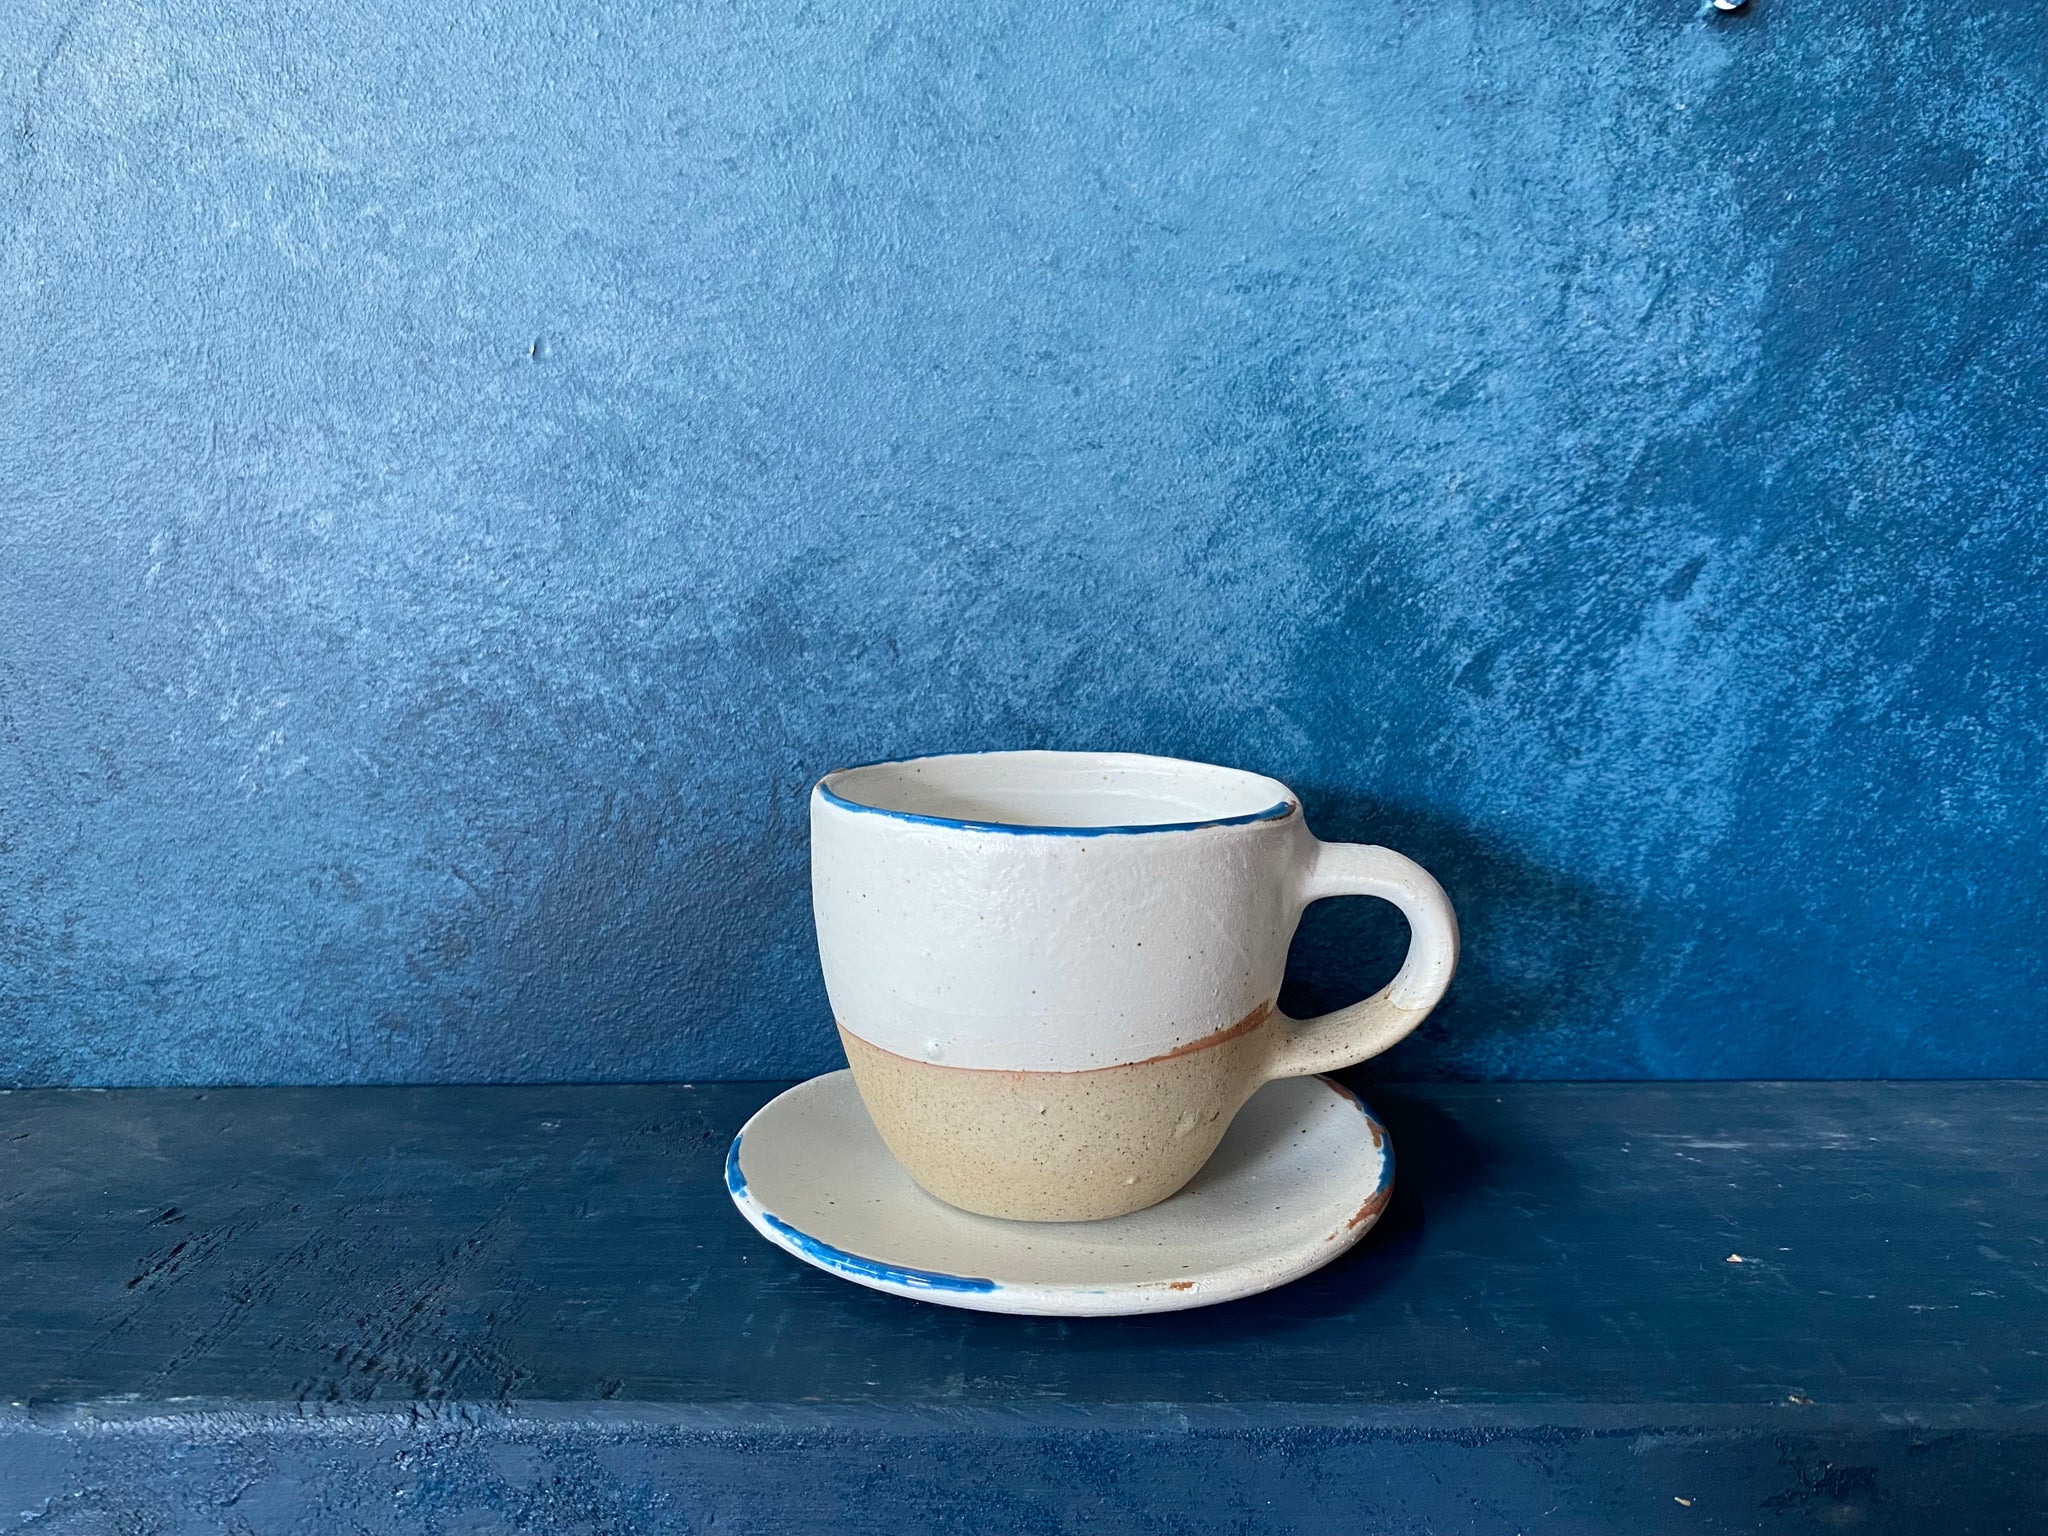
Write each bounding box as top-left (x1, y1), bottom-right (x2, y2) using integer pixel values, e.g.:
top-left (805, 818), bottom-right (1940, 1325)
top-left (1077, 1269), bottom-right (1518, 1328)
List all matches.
top-left (2, 0), bottom-right (2042, 1085)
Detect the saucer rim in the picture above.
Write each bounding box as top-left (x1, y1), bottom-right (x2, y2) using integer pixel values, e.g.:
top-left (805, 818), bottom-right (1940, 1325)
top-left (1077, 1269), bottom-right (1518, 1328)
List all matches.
top-left (725, 1071), bottom-right (1394, 1317)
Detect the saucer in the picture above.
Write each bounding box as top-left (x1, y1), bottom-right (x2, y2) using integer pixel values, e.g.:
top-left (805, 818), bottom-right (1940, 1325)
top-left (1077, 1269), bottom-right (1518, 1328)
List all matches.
top-left (725, 1070), bottom-right (1393, 1316)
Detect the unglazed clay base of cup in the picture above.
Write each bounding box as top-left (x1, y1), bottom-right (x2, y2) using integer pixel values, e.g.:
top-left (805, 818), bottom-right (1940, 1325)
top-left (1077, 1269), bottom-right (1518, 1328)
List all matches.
top-left (725, 1068), bottom-right (1394, 1317)
top-left (838, 1008), bottom-right (1278, 1221)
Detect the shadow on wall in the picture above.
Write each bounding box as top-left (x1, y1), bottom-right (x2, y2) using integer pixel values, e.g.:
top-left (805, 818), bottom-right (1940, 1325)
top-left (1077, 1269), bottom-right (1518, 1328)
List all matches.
top-left (394, 766), bottom-right (1651, 1084)
top-left (1279, 789), bottom-right (1649, 1080)
top-left (384, 784), bottom-right (826, 1085)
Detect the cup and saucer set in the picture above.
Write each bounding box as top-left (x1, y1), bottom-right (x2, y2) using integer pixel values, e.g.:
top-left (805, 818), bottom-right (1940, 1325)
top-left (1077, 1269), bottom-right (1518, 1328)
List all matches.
top-left (727, 751), bottom-right (1458, 1317)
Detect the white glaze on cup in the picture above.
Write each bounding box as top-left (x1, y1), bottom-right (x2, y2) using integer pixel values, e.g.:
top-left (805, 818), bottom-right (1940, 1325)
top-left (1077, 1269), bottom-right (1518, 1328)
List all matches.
top-left (812, 751), bottom-right (1456, 1221)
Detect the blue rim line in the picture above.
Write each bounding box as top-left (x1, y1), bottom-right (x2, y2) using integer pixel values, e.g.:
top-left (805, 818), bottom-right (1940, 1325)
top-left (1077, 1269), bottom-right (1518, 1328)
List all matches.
top-left (727, 1133), bottom-right (1000, 1295)
top-left (816, 780), bottom-right (1295, 838)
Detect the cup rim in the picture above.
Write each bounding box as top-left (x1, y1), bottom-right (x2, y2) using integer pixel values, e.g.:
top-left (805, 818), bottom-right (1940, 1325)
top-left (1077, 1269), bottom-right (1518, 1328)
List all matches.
top-left (814, 750), bottom-right (1298, 837)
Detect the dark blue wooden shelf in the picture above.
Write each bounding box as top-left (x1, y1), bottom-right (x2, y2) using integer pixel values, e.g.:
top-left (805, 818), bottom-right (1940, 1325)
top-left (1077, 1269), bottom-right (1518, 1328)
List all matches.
top-left (1, 1081), bottom-right (2042, 1533)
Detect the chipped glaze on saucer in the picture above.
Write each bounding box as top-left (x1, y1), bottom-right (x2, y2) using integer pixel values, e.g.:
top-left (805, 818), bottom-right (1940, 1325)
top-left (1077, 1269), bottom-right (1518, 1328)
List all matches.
top-left (725, 1069), bottom-right (1393, 1316)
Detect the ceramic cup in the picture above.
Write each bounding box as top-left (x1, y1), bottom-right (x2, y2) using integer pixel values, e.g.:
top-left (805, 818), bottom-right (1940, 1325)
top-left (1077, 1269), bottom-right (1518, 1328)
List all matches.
top-left (812, 750), bottom-right (1459, 1221)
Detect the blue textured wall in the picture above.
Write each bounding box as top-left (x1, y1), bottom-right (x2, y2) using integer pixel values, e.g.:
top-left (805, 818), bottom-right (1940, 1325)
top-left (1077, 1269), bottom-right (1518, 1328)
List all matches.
top-left (1, 0), bottom-right (2042, 1086)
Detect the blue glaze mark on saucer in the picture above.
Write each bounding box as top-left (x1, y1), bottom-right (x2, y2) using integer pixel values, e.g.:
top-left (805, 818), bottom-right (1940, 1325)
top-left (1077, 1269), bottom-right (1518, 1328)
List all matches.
top-left (1323, 1078), bottom-right (1395, 1203)
top-left (729, 1129), bottom-right (998, 1295)
top-left (816, 780), bottom-right (1295, 838)
top-left (724, 1133), bottom-right (748, 1199)
top-left (757, 1212), bottom-right (1001, 1295)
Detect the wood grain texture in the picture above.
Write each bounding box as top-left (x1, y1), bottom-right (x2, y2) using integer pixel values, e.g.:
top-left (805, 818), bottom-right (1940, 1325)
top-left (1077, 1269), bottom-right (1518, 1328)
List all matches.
top-left (1, 1081), bottom-right (2042, 1532)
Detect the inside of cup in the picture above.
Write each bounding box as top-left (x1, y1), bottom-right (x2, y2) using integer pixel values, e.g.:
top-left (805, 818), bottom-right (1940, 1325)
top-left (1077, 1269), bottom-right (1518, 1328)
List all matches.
top-left (821, 751), bottom-right (1294, 831)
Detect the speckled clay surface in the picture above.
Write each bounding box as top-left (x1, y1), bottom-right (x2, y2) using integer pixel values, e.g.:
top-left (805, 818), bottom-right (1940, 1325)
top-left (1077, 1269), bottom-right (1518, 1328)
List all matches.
top-left (812, 751), bottom-right (1455, 1220)
top-left (727, 1069), bottom-right (1394, 1315)
top-left (839, 1010), bottom-right (1276, 1221)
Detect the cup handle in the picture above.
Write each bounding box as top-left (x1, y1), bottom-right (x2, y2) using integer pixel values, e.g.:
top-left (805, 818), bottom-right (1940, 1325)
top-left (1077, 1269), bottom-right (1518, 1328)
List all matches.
top-left (1265, 841), bottom-right (1460, 1081)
